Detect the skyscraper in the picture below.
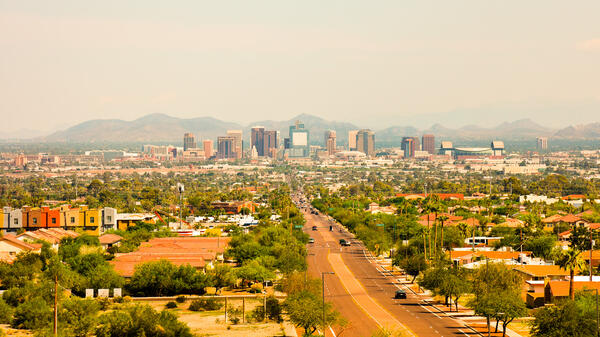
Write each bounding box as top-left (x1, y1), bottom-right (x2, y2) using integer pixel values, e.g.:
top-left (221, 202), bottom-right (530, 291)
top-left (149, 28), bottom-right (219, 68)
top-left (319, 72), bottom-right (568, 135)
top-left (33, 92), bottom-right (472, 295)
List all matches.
top-left (183, 133), bottom-right (196, 151)
top-left (356, 129), bottom-right (375, 156)
top-left (203, 139), bottom-right (214, 158)
top-left (264, 130), bottom-right (278, 158)
top-left (217, 136), bottom-right (235, 159)
top-left (403, 138), bottom-right (415, 158)
top-left (536, 137), bottom-right (548, 151)
top-left (227, 130), bottom-right (243, 159)
top-left (325, 130), bottom-right (336, 156)
top-left (348, 130), bottom-right (358, 151)
top-left (288, 121), bottom-right (310, 157)
top-left (422, 134), bottom-right (435, 154)
top-left (251, 127), bottom-right (265, 157)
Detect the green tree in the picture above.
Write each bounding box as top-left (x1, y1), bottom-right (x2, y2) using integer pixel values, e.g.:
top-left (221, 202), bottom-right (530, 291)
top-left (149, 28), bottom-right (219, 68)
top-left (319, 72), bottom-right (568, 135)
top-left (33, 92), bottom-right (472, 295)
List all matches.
top-left (208, 263), bottom-right (237, 295)
top-left (531, 292), bottom-right (597, 337)
top-left (285, 290), bottom-right (341, 337)
top-left (468, 263), bottom-right (525, 337)
top-left (95, 304), bottom-right (193, 337)
top-left (236, 260), bottom-right (274, 287)
top-left (397, 254), bottom-right (428, 283)
top-left (59, 298), bottom-right (100, 337)
top-left (11, 297), bottom-right (52, 330)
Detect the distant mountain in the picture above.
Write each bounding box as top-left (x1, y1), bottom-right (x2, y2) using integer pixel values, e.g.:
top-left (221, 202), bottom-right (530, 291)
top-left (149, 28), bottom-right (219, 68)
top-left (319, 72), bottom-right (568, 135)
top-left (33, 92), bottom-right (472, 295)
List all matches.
top-left (35, 113), bottom-right (600, 146)
top-left (554, 123), bottom-right (600, 139)
top-left (43, 113), bottom-right (243, 143)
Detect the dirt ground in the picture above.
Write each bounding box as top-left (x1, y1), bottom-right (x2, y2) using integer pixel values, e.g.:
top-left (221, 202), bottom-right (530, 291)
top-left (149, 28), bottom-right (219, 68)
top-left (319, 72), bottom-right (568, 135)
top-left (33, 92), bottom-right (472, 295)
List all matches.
top-left (0, 325), bottom-right (33, 337)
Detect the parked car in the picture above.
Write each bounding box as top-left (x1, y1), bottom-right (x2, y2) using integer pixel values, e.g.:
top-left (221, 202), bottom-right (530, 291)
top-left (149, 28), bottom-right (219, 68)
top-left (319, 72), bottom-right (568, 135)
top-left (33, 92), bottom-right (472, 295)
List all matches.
top-left (339, 239), bottom-right (351, 246)
top-left (394, 290), bottom-right (407, 299)
top-left (312, 226), bottom-right (317, 231)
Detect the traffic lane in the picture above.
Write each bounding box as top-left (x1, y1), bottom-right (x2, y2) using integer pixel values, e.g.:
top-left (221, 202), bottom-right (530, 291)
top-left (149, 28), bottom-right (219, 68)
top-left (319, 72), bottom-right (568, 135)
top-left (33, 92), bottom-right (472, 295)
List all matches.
top-left (305, 211), bottom-right (479, 337)
top-left (341, 246), bottom-right (479, 337)
top-left (304, 218), bottom-right (378, 337)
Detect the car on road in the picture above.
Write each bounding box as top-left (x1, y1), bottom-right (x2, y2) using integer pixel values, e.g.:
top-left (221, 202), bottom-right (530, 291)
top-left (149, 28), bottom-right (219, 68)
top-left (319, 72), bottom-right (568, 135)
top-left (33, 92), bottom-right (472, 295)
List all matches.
top-left (339, 239), bottom-right (351, 246)
top-left (394, 289), bottom-right (407, 299)
top-left (312, 226), bottom-right (317, 231)
top-left (308, 238), bottom-right (315, 243)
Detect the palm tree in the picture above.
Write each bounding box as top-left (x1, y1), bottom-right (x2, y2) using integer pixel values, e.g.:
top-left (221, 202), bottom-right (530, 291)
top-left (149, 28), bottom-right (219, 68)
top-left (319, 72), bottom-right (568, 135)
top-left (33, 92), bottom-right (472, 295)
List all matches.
top-left (438, 215), bottom-right (449, 251)
top-left (557, 248), bottom-right (586, 300)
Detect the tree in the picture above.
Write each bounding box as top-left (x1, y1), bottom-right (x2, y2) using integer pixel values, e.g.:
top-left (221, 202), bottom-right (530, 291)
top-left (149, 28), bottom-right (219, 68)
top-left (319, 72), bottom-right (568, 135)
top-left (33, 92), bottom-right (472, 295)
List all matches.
top-left (397, 254), bottom-right (427, 283)
top-left (557, 248), bottom-right (586, 300)
top-left (0, 298), bottom-right (13, 324)
top-left (208, 263), bottom-right (237, 295)
top-left (531, 292), bottom-right (597, 337)
top-left (236, 260), bottom-right (274, 287)
top-left (59, 298), bottom-right (100, 337)
top-left (11, 297), bottom-right (52, 330)
top-left (128, 259), bottom-right (176, 296)
top-left (439, 268), bottom-right (471, 312)
top-left (468, 263), bottom-right (525, 337)
top-left (285, 290), bottom-right (342, 336)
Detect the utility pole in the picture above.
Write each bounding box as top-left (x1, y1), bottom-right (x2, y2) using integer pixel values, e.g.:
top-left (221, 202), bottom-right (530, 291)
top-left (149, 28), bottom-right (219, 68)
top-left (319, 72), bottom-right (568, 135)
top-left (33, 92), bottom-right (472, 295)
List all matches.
top-left (177, 183), bottom-right (184, 230)
top-left (591, 229), bottom-right (594, 282)
top-left (54, 273), bottom-right (58, 336)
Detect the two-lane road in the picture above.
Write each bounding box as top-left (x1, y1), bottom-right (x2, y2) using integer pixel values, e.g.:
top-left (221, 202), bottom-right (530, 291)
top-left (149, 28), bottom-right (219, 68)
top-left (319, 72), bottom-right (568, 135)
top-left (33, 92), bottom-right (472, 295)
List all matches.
top-left (300, 204), bottom-right (480, 337)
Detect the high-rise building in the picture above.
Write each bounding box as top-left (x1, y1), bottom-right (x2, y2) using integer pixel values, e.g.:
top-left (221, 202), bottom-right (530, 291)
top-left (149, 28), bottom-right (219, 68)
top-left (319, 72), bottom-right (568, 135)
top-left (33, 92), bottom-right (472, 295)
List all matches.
top-left (264, 130), bottom-right (278, 158)
top-left (325, 130), bottom-right (337, 156)
top-left (217, 136), bottom-right (236, 159)
top-left (537, 137), bottom-right (548, 151)
top-left (251, 127), bottom-right (265, 157)
top-left (287, 121), bottom-right (310, 157)
top-left (203, 139), bottom-right (214, 158)
top-left (356, 129), bottom-right (375, 156)
top-left (348, 130), bottom-right (358, 151)
top-left (401, 137), bottom-right (420, 154)
top-left (226, 130), bottom-right (243, 159)
top-left (403, 138), bottom-right (415, 158)
top-left (183, 133), bottom-right (196, 151)
top-left (422, 134), bottom-right (435, 154)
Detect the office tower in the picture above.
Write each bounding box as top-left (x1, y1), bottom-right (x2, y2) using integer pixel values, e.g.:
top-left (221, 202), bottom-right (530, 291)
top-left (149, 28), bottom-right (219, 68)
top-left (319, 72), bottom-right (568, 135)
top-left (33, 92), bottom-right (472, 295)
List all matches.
top-left (537, 137), bottom-right (548, 151)
top-left (422, 134), bottom-right (435, 154)
top-left (183, 133), bottom-right (196, 151)
top-left (403, 138), bottom-right (415, 158)
top-left (348, 130), bottom-right (358, 151)
top-left (217, 136), bottom-right (235, 159)
top-left (491, 141), bottom-right (505, 156)
top-left (325, 130), bottom-right (337, 156)
top-left (227, 130), bottom-right (243, 159)
top-left (264, 130), bottom-right (278, 158)
top-left (203, 139), bottom-right (214, 158)
top-left (251, 127), bottom-right (265, 157)
top-left (288, 121), bottom-right (310, 157)
top-left (356, 129), bottom-right (375, 156)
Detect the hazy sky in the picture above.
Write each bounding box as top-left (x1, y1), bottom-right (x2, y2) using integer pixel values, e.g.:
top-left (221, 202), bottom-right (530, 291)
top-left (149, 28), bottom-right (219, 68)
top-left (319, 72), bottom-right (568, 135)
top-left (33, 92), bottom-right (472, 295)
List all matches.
top-left (1, 1), bottom-right (599, 134)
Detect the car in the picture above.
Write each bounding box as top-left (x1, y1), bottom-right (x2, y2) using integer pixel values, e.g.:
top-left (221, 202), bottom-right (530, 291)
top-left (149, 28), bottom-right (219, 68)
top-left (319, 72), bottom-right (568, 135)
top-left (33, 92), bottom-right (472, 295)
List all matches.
top-left (308, 238), bottom-right (315, 243)
top-left (394, 290), bottom-right (407, 299)
top-left (339, 239), bottom-right (351, 246)
top-left (312, 226), bottom-right (317, 231)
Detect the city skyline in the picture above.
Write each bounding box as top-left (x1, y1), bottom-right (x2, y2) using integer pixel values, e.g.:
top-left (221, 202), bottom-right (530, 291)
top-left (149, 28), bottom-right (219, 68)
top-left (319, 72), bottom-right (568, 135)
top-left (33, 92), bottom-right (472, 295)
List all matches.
top-left (2, 1), bottom-right (600, 135)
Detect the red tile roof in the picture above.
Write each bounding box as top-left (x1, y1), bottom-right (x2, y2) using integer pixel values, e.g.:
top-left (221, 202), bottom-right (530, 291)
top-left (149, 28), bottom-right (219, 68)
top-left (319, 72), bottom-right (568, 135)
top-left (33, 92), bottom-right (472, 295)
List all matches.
top-left (99, 234), bottom-right (122, 245)
top-left (547, 281), bottom-right (600, 298)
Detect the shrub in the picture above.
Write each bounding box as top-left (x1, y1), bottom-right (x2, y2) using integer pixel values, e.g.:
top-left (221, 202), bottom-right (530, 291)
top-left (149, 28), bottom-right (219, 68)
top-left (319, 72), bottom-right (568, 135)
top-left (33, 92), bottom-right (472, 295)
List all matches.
top-left (250, 306), bottom-right (265, 323)
top-left (266, 296), bottom-right (282, 322)
top-left (188, 298), bottom-right (222, 311)
top-left (96, 297), bottom-right (112, 310)
top-left (165, 301), bottom-right (178, 309)
top-left (249, 283), bottom-right (263, 294)
top-left (11, 297), bottom-right (52, 330)
top-left (0, 298), bottom-right (13, 324)
top-left (176, 296), bottom-right (187, 303)
top-left (228, 306), bottom-right (241, 325)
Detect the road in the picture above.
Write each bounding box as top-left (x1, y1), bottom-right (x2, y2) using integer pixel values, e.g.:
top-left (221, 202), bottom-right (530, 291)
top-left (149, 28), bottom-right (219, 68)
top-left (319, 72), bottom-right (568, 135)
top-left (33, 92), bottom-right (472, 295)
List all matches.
top-left (300, 204), bottom-right (481, 337)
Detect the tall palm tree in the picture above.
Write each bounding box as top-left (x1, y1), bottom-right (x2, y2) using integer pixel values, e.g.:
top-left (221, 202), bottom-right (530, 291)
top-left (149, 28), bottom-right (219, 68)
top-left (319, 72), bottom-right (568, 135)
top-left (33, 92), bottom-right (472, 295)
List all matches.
top-left (557, 248), bottom-right (586, 300)
top-left (438, 215), bottom-right (449, 252)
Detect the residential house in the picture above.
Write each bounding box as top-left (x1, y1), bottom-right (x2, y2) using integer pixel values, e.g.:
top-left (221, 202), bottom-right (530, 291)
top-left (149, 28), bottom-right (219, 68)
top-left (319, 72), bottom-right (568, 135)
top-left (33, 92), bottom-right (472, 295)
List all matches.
top-left (0, 234), bottom-right (42, 260)
top-left (99, 234), bottom-right (122, 250)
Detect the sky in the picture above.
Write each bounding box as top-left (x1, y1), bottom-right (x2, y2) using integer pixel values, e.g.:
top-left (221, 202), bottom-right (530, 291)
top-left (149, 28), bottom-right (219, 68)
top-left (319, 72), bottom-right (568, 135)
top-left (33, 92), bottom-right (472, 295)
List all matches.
top-left (1, 1), bottom-right (600, 135)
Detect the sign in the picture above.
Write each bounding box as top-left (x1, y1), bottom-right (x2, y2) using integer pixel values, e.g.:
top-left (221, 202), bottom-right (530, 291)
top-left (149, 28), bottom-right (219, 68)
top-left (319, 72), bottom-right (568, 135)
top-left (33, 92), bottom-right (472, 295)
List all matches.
top-left (113, 288), bottom-right (122, 297)
top-left (376, 223), bottom-right (385, 227)
top-left (294, 225), bottom-right (303, 229)
top-left (85, 289), bottom-right (94, 298)
top-left (98, 289), bottom-right (109, 298)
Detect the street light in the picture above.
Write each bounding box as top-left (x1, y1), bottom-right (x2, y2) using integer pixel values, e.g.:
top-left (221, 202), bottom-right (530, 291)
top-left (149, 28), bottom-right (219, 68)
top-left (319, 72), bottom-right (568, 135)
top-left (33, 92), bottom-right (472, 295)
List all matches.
top-left (322, 272), bottom-right (335, 329)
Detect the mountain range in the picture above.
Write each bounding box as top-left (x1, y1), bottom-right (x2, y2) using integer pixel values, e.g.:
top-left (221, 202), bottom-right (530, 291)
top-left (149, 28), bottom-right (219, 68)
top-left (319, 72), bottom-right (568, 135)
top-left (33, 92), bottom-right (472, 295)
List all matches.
top-left (8, 113), bottom-right (600, 145)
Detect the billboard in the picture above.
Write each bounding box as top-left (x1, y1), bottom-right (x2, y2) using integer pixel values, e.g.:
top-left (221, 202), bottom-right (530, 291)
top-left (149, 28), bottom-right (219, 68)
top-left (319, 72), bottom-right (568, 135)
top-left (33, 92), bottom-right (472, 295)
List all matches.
top-left (292, 132), bottom-right (308, 146)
